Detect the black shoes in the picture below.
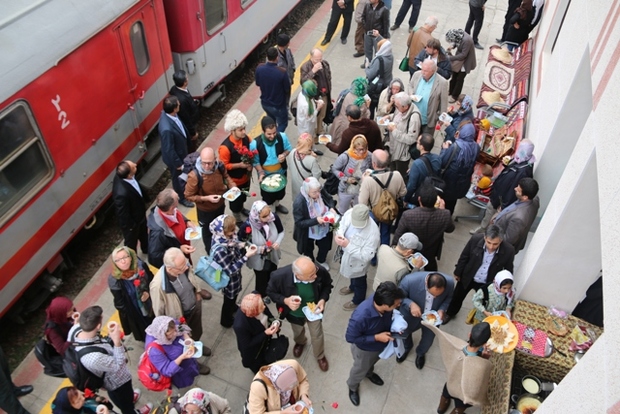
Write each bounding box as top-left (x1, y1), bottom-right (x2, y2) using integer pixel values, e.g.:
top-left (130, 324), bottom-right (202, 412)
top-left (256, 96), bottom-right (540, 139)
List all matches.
top-left (353, 52), bottom-right (364, 58)
top-left (367, 373), bottom-right (384, 386)
top-left (275, 205), bottom-right (289, 215)
top-left (341, 38), bottom-right (347, 44)
top-left (179, 199), bottom-right (195, 208)
top-left (313, 148), bottom-right (324, 156)
top-left (241, 208), bottom-right (251, 216)
top-left (474, 42), bottom-right (484, 50)
top-left (396, 349), bottom-right (410, 364)
top-left (415, 354), bottom-right (426, 369)
top-left (390, 24), bottom-right (399, 30)
top-left (14, 385), bottom-right (33, 397)
top-left (349, 389), bottom-right (360, 406)
top-left (321, 39), bottom-right (329, 46)
top-left (442, 314), bottom-right (452, 325)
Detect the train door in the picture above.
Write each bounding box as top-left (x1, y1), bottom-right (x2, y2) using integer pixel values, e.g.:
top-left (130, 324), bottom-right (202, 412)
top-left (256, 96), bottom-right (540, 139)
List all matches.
top-left (116, 0), bottom-right (168, 140)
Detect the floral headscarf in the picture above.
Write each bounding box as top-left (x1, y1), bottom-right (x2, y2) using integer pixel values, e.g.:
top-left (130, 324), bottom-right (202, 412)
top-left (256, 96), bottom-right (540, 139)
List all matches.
top-left (178, 388), bottom-right (211, 412)
top-left (445, 29), bottom-right (465, 47)
top-left (263, 364), bottom-right (298, 406)
top-left (145, 315), bottom-right (185, 345)
top-left (301, 177), bottom-right (327, 219)
top-left (209, 214), bottom-right (238, 246)
top-left (111, 246), bottom-right (139, 280)
top-left (45, 297), bottom-right (74, 326)
top-left (513, 139), bottom-right (536, 164)
top-left (301, 80), bottom-right (318, 116)
top-left (350, 77), bottom-right (368, 107)
top-left (249, 200), bottom-right (275, 238)
top-left (458, 95), bottom-right (474, 116)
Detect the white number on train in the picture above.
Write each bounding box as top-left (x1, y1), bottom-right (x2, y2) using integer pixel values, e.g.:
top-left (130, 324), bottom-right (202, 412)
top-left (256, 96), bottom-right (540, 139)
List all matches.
top-left (51, 95), bottom-right (70, 129)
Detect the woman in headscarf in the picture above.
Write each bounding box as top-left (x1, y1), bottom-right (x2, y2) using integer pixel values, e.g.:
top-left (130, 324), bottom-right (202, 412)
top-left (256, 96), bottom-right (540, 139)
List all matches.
top-left (43, 296), bottom-right (76, 356)
top-left (51, 386), bottom-right (110, 414)
top-left (108, 246), bottom-right (154, 342)
top-left (443, 94), bottom-right (475, 143)
top-left (144, 315), bottom-right (207, 387)
top-left (365, 38), bottom-right (394, 118)
top-left (238, 201), bottom-right (285, 299)
top-left (287, 133), bottom-right (322, 199)
top-left (376, 78), bottom-right (405, 118)
top-left (329, 77), bottom-right (371, 146)
top-left (445, 28), bottom-right (477, 102)
top-left (331, 135), bottom-right (372, 214)
top-left (170, 387), bottom-right (231, 414)
top-left (505, 0), bottom-right (534, 49)
top-left (296, 80), bottom-right (324, 137)
top-left (210, 214), bottom-right (258, 327)
top-left (292, 177), bottom-right (337, 269)
top-left (473, 139), bottom-right (536, 234)
top-left (471, 270), bottom-right (516, 324)
top-left (247, 360), bottom-right (311, 414)
top-left (233, 293), bottom-right (281, 373)
top-left (439, 121), bottom-right (480, 215)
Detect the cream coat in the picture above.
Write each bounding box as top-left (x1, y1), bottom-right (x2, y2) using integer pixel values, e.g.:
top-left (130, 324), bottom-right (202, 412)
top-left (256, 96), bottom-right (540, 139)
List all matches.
top-left (336, 208), bottom-right (380, 278)
top-left (247, 359), bottom-right (310, 414)
top-left (150, 266), bottom-right (202, 319)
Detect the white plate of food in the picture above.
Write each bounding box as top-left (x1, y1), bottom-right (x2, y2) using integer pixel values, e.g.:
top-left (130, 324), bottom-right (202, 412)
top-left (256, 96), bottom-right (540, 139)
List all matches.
top-left (223, 188), bottom-right (241, 201)
top-left (260, 174), bottom-right (287, 192)
top-left (318, 134), bottom-right (332, 144)
top-left (407, 252), bottom-right (428, 269)
top-left (376, 117), bottom-right (390, 126)
top-left (421, 310), bottom-right (442, 326)
top-left (181, 339), bottom-right (203, 358)
top-left (302, 303), bottom-right (323, 321)
top-left (185, 227), bottom-right (202, 240)
top-left (411, 95), bottom-right (422, 103)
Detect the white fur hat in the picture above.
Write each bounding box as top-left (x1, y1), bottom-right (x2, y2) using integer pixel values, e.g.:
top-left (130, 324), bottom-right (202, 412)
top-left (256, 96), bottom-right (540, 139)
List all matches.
top-left (224, 109), bottom-right (248, 132)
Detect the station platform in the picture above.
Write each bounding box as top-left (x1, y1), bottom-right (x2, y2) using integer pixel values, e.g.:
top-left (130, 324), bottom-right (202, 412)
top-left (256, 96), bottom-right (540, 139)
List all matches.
top-left (12, 0), bottom-right (511, 412)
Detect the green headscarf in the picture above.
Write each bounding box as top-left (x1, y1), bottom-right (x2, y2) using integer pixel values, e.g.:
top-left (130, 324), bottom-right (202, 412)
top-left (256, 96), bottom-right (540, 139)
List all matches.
top-left (350, 77), bottom-right (368, 107)
top-left (302, 80), bottom-right (318, 116)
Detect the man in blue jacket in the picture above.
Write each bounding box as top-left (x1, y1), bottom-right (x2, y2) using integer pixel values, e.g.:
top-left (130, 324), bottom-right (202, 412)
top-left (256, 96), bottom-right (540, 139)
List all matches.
top-left (345, 281), bottom-right (406, 406)
top-left (405, 133), bottom-right (441, 204)
top-left (255, 47), bottom-right (291, 133)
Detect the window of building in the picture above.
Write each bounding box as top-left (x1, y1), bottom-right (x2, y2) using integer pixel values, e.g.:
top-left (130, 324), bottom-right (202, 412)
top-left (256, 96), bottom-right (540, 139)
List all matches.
top-left (204, 0), bottom-right (227, 34)
top-left (129, 21), bottom-right (150, 75)
top-left (241, 0), bottom-right (255, 9)
top-left (0, 102), bottom-right (54, 224)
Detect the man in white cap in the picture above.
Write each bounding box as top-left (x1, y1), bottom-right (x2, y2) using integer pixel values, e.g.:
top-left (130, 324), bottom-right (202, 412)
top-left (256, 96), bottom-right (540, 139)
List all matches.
top-left (374, 232), bottom-right (424, 290)
top-left (335, 204), bottom-right (380, 310)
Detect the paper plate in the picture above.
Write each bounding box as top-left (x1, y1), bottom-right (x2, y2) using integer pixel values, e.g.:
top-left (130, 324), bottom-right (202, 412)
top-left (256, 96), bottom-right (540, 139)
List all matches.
top-left (260, 174), bottom-right (287, 193)
top-left (185, 227), bottom-right (202, 241)
top-left (302, 306), bottom-right (323, 321)
top-left (407, 252), bottom-right (428, 269)
top-left (182, 340), bottom-right (203, 358)
top-left (483, 315), bottom-right (518, 353)
top-left (421, 310), bottom-right (441, 326)
top-left (223, 188), bottom-right (241, 201)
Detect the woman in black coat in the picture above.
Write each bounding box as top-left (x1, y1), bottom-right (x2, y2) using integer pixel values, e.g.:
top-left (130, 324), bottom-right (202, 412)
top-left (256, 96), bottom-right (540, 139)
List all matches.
top-left (232, 293), bottom-right (281, 373)
top-left (108, 246), bottom-right (154, 342)
top-left (505, 0), bottom-right (534, 48)
top-left (292, 177), bottom-right (337, 269)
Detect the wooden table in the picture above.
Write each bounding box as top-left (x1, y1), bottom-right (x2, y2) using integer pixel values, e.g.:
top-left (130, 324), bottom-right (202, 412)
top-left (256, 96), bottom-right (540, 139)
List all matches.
top-left (511, 300), bottom-right (603, 383)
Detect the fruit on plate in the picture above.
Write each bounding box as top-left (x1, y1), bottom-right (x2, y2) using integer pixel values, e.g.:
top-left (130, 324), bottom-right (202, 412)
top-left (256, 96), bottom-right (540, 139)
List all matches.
top-left (488, 319), bottom-right (516, 352)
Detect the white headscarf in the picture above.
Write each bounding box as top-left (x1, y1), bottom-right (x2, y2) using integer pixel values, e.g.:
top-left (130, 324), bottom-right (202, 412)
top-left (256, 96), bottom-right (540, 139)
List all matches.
top-left (493, 270), bottom-right (515, 305)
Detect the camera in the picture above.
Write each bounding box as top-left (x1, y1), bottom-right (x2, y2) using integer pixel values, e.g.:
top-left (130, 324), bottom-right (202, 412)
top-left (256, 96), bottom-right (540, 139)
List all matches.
top-left (366, 30), bottom-right (374, 35)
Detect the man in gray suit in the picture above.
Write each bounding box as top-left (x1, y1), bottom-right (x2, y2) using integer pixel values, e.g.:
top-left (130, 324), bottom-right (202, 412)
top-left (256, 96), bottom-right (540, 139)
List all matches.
top-left (407, 59), bottom-right (449, 133)
top-left (397, 271), bottom-right (454, 368)
top-left (492, 177), bottom-right (540, 253)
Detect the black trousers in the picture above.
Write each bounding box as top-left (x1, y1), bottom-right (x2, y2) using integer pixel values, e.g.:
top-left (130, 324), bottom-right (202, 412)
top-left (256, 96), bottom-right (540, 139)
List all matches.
top-left (185, 299), bottom-right (203, 341)
top-left (301, 232), bottom-right (333, 263)
top-left (221, 295), bottom-right (239, 328)
top-left (197, 205), bottom-right (226, 253)
top-left (254, 260), bottom-right (277, 298)
top-left (447, 280), bottom-right (485, 316)
top-left (121, 218), bottom-right (148, 254)
top-left (107, 379), bottom-right (135, 414)
top-left (171, 167), bottom-right (188, 203)
top-left (465, 4), bottom-right (484, 43)
top-left (442, 383), bottom-right (471, 409)
top-left (229, 182), bottom-right (250, 213)
top-left (324, 7), bottom-right (353, 41)
top-left (0, 346), bottom-right (29, 414)
top-left (449, 71), bottom-right (467, 100)
top-left (394, 0), bottom-right (422, 28)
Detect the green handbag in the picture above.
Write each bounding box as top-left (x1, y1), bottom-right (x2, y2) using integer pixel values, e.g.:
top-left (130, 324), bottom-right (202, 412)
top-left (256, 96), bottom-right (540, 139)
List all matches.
top-left (399, 46), bottom-right (410, 72)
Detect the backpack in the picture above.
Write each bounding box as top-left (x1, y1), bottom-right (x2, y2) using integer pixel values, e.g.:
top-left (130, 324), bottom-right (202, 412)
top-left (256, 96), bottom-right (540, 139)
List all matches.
top-left (323, 153), bottom-right (349, 195)
top-left (151, 394), bottom-right (180, 414)
top-left (242, 378), bottom-right (268, 414)
top-left (371, 173), bottom-right (398, 224)
top-left (178, 152), bottom-right (226, 195)
top-left (138, 342), bottom-right (173, 392)
top-left (63, 337), bottom-right (107, 391)
top-left (414, 155), bottom-right (446, 202)
top-left (331, 88), bottom-right (350, 119)
top-left (34, 322), bottom-right (67, 378)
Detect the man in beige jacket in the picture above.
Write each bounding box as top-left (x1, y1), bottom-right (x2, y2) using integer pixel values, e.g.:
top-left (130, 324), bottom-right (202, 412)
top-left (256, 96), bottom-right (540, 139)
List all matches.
top-left (150, 247), bottom-right (211, 358)
top-left (407, 59), bottom-right (449, 133)
top-left (373, 233), bottom-right (424, 290)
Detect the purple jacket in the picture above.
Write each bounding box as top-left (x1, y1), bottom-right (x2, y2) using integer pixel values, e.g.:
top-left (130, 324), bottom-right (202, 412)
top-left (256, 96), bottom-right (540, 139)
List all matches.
top-left (145, 334), bottom-right (199, 388)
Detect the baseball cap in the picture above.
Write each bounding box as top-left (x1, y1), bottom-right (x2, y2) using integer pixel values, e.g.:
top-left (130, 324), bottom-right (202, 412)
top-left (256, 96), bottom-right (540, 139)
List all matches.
top-left (399, 233), bottom-right (423, 250)
top-left (350, 204), bottom-right (369, 228)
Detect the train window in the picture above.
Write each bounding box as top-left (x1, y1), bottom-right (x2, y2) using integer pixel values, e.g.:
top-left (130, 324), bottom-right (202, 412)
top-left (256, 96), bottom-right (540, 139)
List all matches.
top-left (241, 0), bottom-right (255, 9)
top-left (129, 21), bottom-right (150, 75)
top-left (0, 103), bottom-right (54, 223)
top-left (204, 0), bottom-right (227, 34)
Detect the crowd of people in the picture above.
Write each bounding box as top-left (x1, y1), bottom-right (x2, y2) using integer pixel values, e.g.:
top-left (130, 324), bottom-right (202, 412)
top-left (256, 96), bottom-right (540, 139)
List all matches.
top-left (2, 2), bottom-right (547, 414)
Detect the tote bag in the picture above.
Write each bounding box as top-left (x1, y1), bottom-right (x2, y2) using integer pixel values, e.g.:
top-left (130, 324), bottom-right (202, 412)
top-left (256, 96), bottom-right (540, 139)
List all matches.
top-left (194, 245), bottom-right (231, 291)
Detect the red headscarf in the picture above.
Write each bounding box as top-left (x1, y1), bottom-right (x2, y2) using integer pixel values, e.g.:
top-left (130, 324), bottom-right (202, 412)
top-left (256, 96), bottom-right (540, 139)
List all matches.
top-left (45, 297), bottom-right (74, 325)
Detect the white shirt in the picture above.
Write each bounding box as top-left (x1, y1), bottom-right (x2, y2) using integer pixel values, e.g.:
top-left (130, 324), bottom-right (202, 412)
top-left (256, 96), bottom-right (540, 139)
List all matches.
top-left (123, 177), bottom-right (142, 196)
top-left (424, 288), bottom-right (434, 313)
top-left (473, 247), bottom-right (496, 284)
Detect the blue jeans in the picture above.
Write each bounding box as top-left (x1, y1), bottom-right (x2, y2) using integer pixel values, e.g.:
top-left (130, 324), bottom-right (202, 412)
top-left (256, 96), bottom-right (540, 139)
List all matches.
top-left (349, 275), bottom-right (368, 305)
top-left (261, 103), bottom-right (288, 133)
top-left (369, 211), bottom-right (391, 246)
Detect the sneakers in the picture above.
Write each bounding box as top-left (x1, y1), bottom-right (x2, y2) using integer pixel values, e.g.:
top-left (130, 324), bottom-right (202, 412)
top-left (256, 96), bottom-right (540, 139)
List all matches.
top-left (343, 301), bottom-right (358, 311)
top-left (133, 389), bottom-right (141, 404)
top-left (339, 286), bottom-right (353, 295)
top-left (138, 403), bottom-right (154, 414)
top-left (317, 261), bottom-right (330, 271)
top-left (469, 226), bottom-right (484, 235)
top-left (390, 24), bottom-right (399, 30)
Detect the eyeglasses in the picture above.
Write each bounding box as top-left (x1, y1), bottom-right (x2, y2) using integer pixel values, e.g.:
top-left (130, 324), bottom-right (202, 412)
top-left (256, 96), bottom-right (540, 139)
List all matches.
top-left (114, 256), bottom-right (131, 263)
top-left (200, 160), bottom-right (215, 165)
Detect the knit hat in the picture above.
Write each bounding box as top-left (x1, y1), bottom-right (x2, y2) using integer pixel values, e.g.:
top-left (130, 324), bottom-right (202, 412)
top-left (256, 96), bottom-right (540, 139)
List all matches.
top-left (471, 322), bottom-right (491, 346)
top-left (399, 233), bottom-right (423, 250)
top-left (277, 33), bottom-right (290, 47)
top-left (350, 204), bottom-right (369, 228)
top-left (224, 109), bottom-right (248, 132)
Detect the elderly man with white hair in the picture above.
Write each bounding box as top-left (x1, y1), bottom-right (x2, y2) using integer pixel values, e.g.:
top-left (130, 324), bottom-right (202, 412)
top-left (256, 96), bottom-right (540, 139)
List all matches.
top-left (219, 109), bottom-right (253, 223)
top-left (408, 58), bottom-right (449, 133)
top-left (379, 92), bottom-right (421, 179)
top-left (374, 232), bottom-right (424, 290)
top-left (406, 16), bottom-right (439, 60)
